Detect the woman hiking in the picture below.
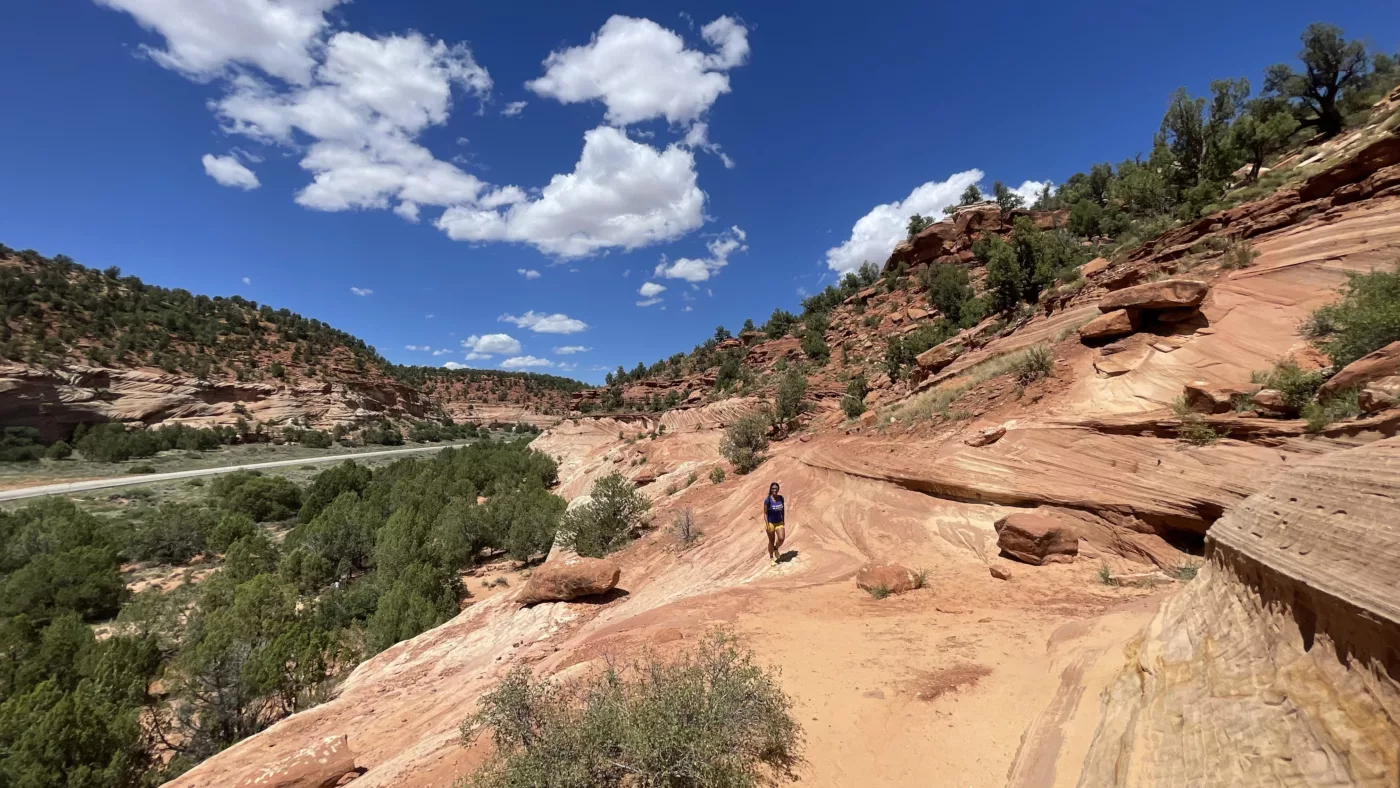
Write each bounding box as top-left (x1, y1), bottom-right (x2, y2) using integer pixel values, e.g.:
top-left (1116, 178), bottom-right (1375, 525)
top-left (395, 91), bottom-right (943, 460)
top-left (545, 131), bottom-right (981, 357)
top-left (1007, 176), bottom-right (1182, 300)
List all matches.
top-left (763, 482), bottom-right (787, 566)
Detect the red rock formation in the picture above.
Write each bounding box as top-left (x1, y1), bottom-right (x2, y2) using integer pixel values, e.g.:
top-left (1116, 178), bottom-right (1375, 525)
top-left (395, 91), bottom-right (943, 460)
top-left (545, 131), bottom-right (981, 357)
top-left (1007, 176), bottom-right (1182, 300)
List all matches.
top-left (516, 556), bottom-right (621, 606)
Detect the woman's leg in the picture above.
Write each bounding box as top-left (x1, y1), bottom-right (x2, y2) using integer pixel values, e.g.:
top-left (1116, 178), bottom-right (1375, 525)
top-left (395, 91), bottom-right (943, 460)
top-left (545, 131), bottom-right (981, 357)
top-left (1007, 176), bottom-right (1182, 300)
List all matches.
top-left (766, 526), bottom-right (777, 560)
top-left (774, 525), bottom-right (786, 558)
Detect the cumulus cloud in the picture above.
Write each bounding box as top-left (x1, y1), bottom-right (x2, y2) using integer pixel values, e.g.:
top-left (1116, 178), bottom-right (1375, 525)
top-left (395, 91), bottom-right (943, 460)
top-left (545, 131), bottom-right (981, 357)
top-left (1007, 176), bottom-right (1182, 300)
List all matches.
top-left (500, 355), bottom-right (552, 369)
top-left (824, 170), bottom-right (985, 275)
top-left (241, 276), bottom-right (251, 285)
top-left (94, 0), bottom-right (345, 84)
top-left (442, 361), bottom-right (467, 370)
top-left (499, 311), bottom-right (589, 334)
top-left (638, 282), bottom-right (666, 297)
top-left (501, 100), bottom-right (527, 116)
top-left (432, 348), bottom-right (451, 355)
top-left (202, 153), bottom-right (260, 189)
top-left (681, 122), bottom-right (734, 168)
top-left (350, 286), bottom-right (373, 296)
top-left (682, 305), bottom-right (693, 312)
top-left (461, 333), bottom-right (522, 358)
top-left (525, 15), bottom-right (748, 126)
top-left (103, 4), bottom-right (748, 262)
top-left (654, 225), bottom-right (746, 282)
top-left (517, 268), bottom-right (541, 279)
top-left (436, 126), bottom-right (704, 258)
top-left (553, 345), bottom-right (591, 354)
top-left (404, 344), bottom-right (430, 351)
top-left (1010, 179), bottom-right (1052, 206)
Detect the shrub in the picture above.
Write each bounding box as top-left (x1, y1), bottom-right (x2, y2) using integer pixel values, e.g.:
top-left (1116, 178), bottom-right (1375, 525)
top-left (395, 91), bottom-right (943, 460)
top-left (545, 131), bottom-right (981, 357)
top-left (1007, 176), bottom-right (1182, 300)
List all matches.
top-left (867, 585), bottom-right (891, 600)
top-left (211, 471), bottom-right (303, 521)
top-left (709, 467), bottom-right (726, 485)
top-left (125, 503), bottom-right (218, 564)
top-left (44, 440), bottom-right (73, 460)
top-left (921, 263), bottom-right (973, 324)
top-left (1170, 563), bottom-right (1200, 581)
top-left (720, 412), bottom-right (770, 475)
top-left (1009, 344), bottom-right (1054, 386)
top-left (1303, 389), bottom-right (1361, 433)
top-left (774, 368), bottom-right (808, 428)
top-left (841, 372), bottom-right (869, 419)
top-left (672, 509), bottom-right (699, 546)
top-left (460, 632), bottom-right (802, 788)
top-left (560, 473), bottom-right (651, 558)
top-left (0, 426), bottom-right (44, 462)
top-left (1177, 415), bottom-right (1222, 446)
top-left (800, 329), bottom-right (829, 364)
top-left (127, 463), bottom-right (156, 475)
top-left (1304, 269), bottom-right (1400, 369)
top-left (1218, 238), bottom-right (1259, 270)
top-left (1251, 360), bottom-right (1327, 410)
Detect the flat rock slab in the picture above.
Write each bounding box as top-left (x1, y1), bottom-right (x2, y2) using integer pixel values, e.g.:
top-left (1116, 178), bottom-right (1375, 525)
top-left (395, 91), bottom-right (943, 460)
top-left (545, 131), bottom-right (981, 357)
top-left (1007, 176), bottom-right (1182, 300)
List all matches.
top-left (1099, 279), bottom-right (1209, 312)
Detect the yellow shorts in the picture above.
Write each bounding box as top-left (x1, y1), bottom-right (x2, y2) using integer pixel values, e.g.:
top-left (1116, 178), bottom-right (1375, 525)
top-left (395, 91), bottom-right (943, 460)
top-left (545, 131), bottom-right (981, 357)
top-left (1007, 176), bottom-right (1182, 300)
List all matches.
top-left (766, 520), bottom-right (785, 534)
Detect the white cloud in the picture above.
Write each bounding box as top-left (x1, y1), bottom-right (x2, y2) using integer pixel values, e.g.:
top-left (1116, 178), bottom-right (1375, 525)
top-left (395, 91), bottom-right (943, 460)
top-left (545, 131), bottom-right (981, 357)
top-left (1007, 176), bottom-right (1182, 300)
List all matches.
top-left (432, 348), bottom-right (451, 356)
top-left (501, 355), bottom-right (552, 369)
top-left (442, 361), bottom-right (467, 370)
top-left (654, 225), bottom-right (746, 282)
top-left (517, 268), bottom-right (541, 279)
top-left (94, 0), bottom-right (345, 84)
top-left (681, 122), bottom-right (734, 168)
top-left (394, 201), bottom-right (421, 223)
top-left (526, 15), bottom-right (748, 126)
top-left (436, 126), bottom-right (704, 258)
top-left (501, 100), bottom-right (527, 116)
top-left (683, 305), bottom-right (693, 312)
top-left (556, 361), bottom-right (578, 371)
top-left (350, 286), bottom-right (373, 296)
top-left (1011, 179), bottom-right (1052, 206)
top-left (424, 313), bottom-right (435, 319)
top-left (824, 169), bottom-right (984, 275)
top-left (638, 281), bottom-right (666, 297)
top-left (462, 333), bottom-right (522, 357)
top-left (499, 311), bottom-right (589, 334)
top-left (404, 344), bottom-right (428, 351)
top-left (636, 297), bottom-right (663, 307)
top-left (241, 276), bottom-right (251, 285)
top-left (202, 153), bottom-right (261, 189)
top-left (553, 345), bottom-right (591, 354)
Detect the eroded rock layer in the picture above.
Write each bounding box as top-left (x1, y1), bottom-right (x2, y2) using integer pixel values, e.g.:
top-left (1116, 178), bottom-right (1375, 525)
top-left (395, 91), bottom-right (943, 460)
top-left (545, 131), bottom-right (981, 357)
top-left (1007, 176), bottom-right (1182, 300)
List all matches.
top-left (1078, 438), bottom-right (1400, 787)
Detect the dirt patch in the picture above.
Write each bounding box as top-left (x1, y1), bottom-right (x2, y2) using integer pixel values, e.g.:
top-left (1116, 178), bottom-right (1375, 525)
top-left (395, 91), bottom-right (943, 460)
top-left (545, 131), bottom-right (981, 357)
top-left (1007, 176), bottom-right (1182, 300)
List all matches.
top-left (907, 663), bottom-right (993, 701)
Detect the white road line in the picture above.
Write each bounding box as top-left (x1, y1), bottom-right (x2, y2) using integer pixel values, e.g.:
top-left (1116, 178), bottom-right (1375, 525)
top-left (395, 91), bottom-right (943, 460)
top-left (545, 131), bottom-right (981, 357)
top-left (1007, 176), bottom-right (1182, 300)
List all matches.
top-left (0, 444), bottom-right (457, 503)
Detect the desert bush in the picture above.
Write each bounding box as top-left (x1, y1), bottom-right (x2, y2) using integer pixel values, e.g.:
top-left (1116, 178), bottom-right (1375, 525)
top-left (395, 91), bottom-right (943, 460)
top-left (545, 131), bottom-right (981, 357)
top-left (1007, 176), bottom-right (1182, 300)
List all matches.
top-left (1303, 269), bottom-right (1400, 369)
top-left (44, 440), bottom-right (73, 460)
top-left (459, 632), bottom-right (802, 788)
top-left (672, 509), bottom-right (699, 546)
top-left (841, 372), bottom-right (868, 419)
top-left (709, 467), bottom-right (726, 484)
top-left (1251, 360), bottom-right (1328, 410)
top-left (1177, 415), bottom-right (1222, 446)
top-left (1009, 344), bottom-right (1053, 386)
top-left (1302, 389), bottom-right (1361, 433)
top-left (720, 412), bottom-right (770, 475)
top-left (212, 471), bottom-right (302, 522)
top-left (560, 473), bottom-right (651, 558)
top-left (0, 427), bottom-right (44, 462)
top-left (1218, 238), bottom-right (1259, 270)
top-left (775, 368), bottom-right (808, 428)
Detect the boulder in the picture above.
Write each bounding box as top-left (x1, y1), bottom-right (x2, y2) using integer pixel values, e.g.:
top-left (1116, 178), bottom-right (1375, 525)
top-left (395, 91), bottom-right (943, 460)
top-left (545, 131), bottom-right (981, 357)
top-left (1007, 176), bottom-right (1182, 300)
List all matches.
top-left (906, 307), bottom-right (930, 321)
top-left (858, 410), bottom-right (877, 427)
top-left (915, 340), bottom-right (965, 373)
top-left (989, 565), bottom-right (1013, 581)
top-left (1318, 341), bottom-right (1400, 398)
top-left (1251, 388), bottom-right (1294, 416)
top-left (1078, 309), bottom-right (1135, 341)
top-left (1098, 279), bottom-right (1209, 312)
top-left (1080, 257), bottom-right (1111, 277)
top-left (965, 424), bottom-right (1006, 447)
top-left (994, 513), bottom-right (1078, 566)
top-left (1359, 375), bottom-right (1400, 413)
top-left (1182, 381), bottom-right (1262, 414)
top-left (233, 735), bottom-right (357, 788)
top-left (517, 556), bottom-right (621, 606)
top-left (855, 561), bottom-right (919, 594)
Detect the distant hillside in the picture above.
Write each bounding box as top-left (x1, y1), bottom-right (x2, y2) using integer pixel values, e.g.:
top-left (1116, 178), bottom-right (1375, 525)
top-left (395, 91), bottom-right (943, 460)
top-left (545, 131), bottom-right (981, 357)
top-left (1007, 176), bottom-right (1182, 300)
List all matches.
top-left (0, 246), bottom-right (584, 435)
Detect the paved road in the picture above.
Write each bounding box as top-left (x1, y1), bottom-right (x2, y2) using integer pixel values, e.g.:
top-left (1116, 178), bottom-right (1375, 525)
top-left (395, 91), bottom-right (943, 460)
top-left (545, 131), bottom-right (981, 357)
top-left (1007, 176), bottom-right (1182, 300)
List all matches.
top-left (0, 444), bottom-right (456, 503)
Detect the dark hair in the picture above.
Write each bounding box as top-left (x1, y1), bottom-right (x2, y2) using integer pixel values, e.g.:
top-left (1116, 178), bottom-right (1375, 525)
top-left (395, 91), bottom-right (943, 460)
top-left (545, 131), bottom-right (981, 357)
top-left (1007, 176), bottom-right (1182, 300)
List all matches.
top-left (768, 482), bottom-right (780, 492)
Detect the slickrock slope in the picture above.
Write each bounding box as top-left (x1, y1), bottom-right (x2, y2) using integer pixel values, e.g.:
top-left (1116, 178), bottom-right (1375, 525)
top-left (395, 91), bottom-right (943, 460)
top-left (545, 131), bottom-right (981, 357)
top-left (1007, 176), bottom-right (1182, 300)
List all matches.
top-left (1078, 438), bottom-right (1400, 787)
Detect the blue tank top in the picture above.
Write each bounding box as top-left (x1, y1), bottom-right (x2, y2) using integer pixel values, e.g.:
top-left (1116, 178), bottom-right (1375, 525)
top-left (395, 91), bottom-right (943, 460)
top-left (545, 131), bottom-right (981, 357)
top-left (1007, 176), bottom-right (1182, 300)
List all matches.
top-left (765, 495), bottom-right (785, 523)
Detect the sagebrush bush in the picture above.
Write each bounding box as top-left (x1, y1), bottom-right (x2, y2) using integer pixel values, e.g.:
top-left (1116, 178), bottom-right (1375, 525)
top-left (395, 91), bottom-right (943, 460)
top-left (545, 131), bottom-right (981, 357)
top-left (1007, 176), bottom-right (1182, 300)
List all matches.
top-left (459, 632), bottom-right (803, 788)
top-left (1010, 344), bottom-right (1054, 385)
top-left (720, 412), bottom-right (770, 475)
top-left (1303, 268), bottom-right (1400, 369)
top-left (560, 473), bottom-right (651, 557)
top-left (1251, 360), bottom-right (1328, 410)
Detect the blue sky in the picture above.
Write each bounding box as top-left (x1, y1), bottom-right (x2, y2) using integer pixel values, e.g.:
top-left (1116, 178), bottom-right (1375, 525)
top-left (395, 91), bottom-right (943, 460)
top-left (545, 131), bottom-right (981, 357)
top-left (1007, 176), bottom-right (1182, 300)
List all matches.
top-left (1, 1), bottom-right (1396, 383)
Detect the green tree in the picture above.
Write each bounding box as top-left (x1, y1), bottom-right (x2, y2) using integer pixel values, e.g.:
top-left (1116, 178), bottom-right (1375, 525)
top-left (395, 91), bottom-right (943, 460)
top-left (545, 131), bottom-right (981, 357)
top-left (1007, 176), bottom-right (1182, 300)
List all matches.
top-left (841, 373), bottom-right (868, 420)
top-left (921, 262), bottom-right (973, 323)
top-left (720, 412), bottom-right (770, 475)
top-left (992, 181), bottom-right (1024, 213)
top-left (1231, 97), bottom-right (1300, 182)
top-left (906, 214), bottom-right (934, 239)
top-left (560, 473), bottom-right (650, 558)
top-left (774, 368), bottom-right (808, 429)
top-left (1264, 23), bottom-right (1370, 137)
